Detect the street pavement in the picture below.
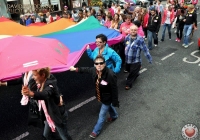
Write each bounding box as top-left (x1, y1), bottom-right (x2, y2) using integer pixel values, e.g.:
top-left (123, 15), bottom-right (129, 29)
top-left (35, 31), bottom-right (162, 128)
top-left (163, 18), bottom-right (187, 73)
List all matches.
top-left (0, 8), bottom-right (200, 140)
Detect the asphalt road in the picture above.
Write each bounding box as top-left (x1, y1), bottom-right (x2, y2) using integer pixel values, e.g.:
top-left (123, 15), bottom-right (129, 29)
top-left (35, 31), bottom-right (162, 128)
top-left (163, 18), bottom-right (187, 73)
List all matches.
top-left (0, 12), bottom-right (200, 140)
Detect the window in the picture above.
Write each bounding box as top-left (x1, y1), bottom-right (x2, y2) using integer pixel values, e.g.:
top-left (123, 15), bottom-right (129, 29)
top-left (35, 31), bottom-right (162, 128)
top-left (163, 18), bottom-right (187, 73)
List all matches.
top-left (50, 0), bottom-right (60, 11)
top-left (40, 0), bottom-right (60, 11)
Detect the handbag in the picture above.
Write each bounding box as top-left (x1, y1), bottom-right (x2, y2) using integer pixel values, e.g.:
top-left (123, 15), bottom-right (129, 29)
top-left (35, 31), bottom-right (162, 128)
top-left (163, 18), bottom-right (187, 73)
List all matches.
top-left (27, 98), bottom-right (45, 128)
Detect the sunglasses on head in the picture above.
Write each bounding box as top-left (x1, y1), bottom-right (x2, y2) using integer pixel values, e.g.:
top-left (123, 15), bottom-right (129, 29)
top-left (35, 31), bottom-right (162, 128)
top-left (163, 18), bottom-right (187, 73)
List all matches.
top-left (94, 62), bottom-right (104, 65)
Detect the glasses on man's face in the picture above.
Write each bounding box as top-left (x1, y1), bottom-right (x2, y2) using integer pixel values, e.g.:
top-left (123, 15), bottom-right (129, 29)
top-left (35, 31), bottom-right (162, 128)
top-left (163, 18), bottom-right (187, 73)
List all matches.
top-left (94, 62), bottom-right (104, 65)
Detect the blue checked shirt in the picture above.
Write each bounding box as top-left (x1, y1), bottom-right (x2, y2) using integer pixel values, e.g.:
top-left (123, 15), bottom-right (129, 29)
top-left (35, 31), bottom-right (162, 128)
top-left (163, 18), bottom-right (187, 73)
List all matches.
top-left (124, 35), bottom-right (152, 64)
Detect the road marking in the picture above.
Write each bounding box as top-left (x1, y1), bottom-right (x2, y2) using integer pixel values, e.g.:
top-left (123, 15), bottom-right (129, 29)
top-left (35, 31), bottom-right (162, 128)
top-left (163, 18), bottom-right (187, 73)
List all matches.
top-left (12, 132), bottom-right (29, 140)
top-left (183, 50), bottom-right (200, 64)
top-left (68, 96), bottom-right (96, 112)
top-left (161, 53), bottom-right (175, 61)
top-left (69, 68), bottom-right (148, 112)
top-left (139, 68), bottom-right (147, 74)
top-left (188, 41), bottom-right (194, 46)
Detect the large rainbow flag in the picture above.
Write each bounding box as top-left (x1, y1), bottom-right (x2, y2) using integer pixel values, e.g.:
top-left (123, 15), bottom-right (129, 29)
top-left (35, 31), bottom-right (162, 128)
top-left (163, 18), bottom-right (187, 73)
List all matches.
top-left (0, 16), bottom-right (123, 81)
top-left (0, 18), bottom-right (75, 36)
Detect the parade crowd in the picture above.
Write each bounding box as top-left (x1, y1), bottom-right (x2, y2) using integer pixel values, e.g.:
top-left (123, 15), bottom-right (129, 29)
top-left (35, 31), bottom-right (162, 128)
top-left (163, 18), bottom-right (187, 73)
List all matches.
top-left (0, 0), bottom-right (198, 139)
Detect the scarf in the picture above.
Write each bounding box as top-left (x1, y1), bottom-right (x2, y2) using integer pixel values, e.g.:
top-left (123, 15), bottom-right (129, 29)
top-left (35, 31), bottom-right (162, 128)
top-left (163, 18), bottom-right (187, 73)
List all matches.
top-left (20, 71), bottom-right (32, 105)
top-left (38, 83), bottom-right (56, 132)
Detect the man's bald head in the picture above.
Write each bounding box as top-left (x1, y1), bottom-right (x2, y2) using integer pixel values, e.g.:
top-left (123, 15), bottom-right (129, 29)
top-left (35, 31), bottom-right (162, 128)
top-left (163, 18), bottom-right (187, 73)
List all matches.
top-left (130, 25), bottom-right (138, 30)
top-left (130, 25), bottom-right (138, 37)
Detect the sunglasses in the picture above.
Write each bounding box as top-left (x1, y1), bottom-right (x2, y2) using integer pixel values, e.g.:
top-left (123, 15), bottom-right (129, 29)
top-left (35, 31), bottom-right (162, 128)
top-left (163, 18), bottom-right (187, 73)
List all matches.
top-left (94, 62), bottom-right (104, 65)
top-left (95, 41), bottom-right (103, 44)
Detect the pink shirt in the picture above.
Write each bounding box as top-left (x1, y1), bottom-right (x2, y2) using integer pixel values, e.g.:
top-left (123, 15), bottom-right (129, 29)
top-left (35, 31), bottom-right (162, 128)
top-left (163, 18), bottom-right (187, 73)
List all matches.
top-left (137, 26), bottom-right (145, 37)
top-left (120, 22), bottom-right (133, 37)
top-left (104, 21), bottom-right (111, 28)
top-left (108, 8), bottom-right (114, 17)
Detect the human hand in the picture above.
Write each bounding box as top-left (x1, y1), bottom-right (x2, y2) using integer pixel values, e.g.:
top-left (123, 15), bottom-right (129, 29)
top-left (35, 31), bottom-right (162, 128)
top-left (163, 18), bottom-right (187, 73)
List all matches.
top-left (58, 95), bottom-right (64, 106)
top-left (194, 27), bottom-right (197, 30)
top-left (86, 45), bottom-right (90, 49)
top-left (0, 81), bottom-right (7, 86)
top-left (183, 19), bottom-right (186, 22)
top-left (21, 85), bottom-right (29, 95)
top-left (69, 66), bottom-right (76, 71)
top-left (21, 86), bottom-right (34, 97)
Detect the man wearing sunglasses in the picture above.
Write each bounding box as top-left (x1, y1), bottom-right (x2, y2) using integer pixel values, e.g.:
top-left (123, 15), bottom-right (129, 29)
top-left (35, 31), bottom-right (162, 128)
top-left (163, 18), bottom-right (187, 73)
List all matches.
top-left (70, 55), bottom-right (119, 139)
top-left (87, 34), bottom-right (122, 74)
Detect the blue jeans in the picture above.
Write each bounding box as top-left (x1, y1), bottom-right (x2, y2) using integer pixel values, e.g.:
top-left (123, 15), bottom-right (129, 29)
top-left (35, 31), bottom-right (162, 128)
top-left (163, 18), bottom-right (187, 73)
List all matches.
top-left (183, 24), bottom-right (193, 45)
top-left (161, 23), bottom-right (172, 40)
top-left (43, 111), bottom-right (72, 140)
top-left (92, 103), bottom-right (118, 135)
top-left (147, 30), bottom-right (158, 50)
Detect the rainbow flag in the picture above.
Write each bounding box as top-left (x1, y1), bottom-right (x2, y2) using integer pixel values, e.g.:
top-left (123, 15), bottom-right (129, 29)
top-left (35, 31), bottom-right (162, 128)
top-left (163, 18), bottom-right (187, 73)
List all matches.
top-left (0, 16), bottom-right (123, 81)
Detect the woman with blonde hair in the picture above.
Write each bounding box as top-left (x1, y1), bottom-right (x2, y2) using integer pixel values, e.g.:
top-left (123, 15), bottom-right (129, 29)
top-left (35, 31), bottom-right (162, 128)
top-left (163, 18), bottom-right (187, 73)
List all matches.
top-left (116, 6), bottom-right (121, 14)
top-left (110, 13), bottom-right (121, 30)
top-left (142, 8), bottom-right (149, 39)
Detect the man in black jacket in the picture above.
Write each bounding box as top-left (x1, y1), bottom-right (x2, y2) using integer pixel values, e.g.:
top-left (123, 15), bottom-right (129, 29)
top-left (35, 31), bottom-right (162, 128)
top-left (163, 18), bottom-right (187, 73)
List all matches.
top-left (147, 7), bottom-right (161, 50)
top-left (182, 4), bottom-right (197, 48)
top-left (70, 55), bottom-right (119, 139)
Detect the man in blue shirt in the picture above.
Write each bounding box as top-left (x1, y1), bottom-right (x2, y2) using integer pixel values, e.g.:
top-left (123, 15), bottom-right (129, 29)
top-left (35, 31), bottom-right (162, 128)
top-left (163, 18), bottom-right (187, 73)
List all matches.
top-left (124, 25), bottom-right (152, 90)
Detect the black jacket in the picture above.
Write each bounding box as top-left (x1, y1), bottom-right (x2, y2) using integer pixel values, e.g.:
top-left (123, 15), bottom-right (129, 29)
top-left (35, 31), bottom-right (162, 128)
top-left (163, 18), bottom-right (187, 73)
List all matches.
top-left (77, 67), bottom-right (119, 107)
top-left (33, 75), bottom-right (63, 126)
top-left (19, 19), bottom-right (26, 26)
top-left (176, 15), bottom-right (186, 28)
top-left (185, 11), bottom-right (197, 26)
top-left (147, 14), bottom-right (161, 33)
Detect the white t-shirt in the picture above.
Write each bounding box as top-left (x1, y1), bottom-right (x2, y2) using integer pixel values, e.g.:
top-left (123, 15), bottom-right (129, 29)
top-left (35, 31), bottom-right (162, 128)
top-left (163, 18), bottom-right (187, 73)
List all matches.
top-left (165, 11), bottom-right (171, 24)
top-left (134, 13), bottom-right (138, 21)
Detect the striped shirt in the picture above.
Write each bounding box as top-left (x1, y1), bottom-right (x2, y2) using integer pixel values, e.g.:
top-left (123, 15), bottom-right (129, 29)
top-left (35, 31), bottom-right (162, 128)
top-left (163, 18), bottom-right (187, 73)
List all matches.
top-left (125, 35), bottom-right (152, 64)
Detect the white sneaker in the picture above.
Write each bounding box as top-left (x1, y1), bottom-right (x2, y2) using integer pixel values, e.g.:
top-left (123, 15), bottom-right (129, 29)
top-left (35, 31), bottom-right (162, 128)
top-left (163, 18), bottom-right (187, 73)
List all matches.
top-left (184, 45), bottom-right (189, 48)
top-left (182, 44), bottom-right (186, 47)
top-left (155, 44), bottom-right (158, 47)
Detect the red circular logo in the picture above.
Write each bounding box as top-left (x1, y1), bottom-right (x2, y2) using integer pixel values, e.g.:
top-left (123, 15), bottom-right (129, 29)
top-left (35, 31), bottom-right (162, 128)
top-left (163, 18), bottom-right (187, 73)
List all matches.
top-left (182, 124), bottom-right (198, 140)
top-left (185, 128), bottom-right (196, 137)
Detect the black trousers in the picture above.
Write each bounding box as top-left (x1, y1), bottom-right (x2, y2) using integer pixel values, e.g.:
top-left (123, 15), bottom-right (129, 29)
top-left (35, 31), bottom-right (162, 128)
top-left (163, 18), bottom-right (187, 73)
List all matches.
top-left (143, 27), bottom-right (148, 38)
top-left (119, 42), bottom-right (125, 64)
top-left (125, 62), bottom-right (141, 87)
top-left (176, 26), bottom-right (184, 40)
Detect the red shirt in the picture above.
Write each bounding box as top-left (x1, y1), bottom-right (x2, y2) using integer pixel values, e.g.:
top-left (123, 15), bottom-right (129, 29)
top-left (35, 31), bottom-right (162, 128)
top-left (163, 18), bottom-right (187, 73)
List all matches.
top-left (142, 13), bottom-right (149, 28)
top-left (49, 15), bottom-right (54, 23)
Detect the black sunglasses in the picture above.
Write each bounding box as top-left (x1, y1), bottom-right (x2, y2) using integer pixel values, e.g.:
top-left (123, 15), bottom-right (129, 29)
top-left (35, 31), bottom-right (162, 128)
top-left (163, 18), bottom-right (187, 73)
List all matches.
top-left (94, 62), bottom-right (104, 65)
